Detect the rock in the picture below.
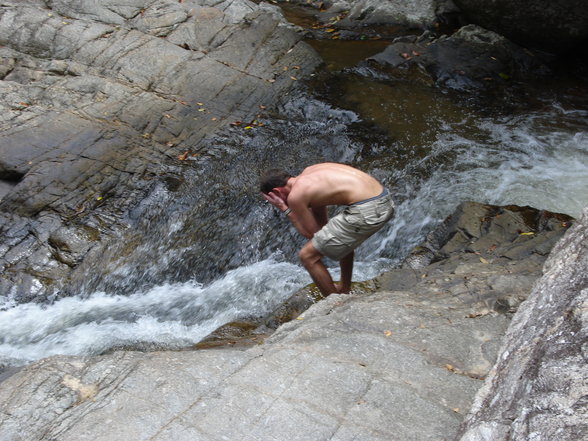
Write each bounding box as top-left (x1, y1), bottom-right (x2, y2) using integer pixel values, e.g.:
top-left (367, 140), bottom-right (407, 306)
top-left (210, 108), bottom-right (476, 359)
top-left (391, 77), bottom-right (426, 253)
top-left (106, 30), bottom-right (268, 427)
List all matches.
top-left (453, 0), bottom-right (588, 53)
top-left (456, 205), bottom-right (588, 441)
top-left (284, 0), bottom-right (459, 30)
top-left (0, 0), bottom-right (321, 301)
top-left (0, 202), bottom-right (579, 440)
top-left (364, 25), bottom-right (550, 93)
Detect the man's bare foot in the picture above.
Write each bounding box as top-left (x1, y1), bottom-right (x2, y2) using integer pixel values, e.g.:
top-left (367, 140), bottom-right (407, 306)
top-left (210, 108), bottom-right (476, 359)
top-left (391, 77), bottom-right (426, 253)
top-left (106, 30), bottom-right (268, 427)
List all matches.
top-left (334, 282), bottom-right (351, 294)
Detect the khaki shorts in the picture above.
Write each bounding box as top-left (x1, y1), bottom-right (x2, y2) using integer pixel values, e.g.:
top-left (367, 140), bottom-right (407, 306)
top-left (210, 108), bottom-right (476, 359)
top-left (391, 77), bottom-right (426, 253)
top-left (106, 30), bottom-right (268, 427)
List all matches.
top-left (312, 189), bottom-right (395, 261)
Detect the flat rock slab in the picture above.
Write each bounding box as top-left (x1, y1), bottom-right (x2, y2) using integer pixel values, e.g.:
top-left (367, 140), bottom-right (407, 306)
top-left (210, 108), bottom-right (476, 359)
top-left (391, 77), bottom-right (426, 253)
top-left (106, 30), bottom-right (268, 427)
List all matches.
top-left (0, 257), bottom-right (519, 441)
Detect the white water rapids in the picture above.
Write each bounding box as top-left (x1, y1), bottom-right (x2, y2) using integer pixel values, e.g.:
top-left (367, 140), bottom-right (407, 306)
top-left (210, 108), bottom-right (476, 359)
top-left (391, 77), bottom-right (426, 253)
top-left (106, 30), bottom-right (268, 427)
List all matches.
top-left (1, 100), bottom-right (587, 368)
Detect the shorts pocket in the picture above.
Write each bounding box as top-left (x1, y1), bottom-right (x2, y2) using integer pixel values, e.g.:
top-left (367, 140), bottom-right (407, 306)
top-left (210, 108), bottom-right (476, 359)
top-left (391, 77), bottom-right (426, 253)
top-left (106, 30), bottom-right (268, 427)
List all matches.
top-left (359, 199), bottom-right (394, 225)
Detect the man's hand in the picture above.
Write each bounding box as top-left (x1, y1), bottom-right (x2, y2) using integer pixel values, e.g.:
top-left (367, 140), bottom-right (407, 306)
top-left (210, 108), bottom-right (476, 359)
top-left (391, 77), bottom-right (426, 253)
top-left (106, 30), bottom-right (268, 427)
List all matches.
top-left (261, 191), bottom-right (288, 212)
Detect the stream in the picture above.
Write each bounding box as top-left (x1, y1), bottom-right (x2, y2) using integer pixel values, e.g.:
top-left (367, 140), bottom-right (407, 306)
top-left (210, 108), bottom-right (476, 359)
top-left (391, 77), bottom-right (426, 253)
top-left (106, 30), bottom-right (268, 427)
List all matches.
top-left (1, 7), bottom-right (587, 368)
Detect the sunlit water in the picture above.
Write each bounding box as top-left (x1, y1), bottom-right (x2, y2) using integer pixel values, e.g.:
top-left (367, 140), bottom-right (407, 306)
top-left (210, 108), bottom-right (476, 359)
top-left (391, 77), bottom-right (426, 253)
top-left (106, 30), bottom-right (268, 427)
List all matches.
top-left (1, 63), bottom-right (587, 369)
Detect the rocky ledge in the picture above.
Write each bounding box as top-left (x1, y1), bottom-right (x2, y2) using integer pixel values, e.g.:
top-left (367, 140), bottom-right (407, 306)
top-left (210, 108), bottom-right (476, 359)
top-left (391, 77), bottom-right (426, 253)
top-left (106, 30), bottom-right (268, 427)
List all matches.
top-left (1, 201), bottom-right (585, 441)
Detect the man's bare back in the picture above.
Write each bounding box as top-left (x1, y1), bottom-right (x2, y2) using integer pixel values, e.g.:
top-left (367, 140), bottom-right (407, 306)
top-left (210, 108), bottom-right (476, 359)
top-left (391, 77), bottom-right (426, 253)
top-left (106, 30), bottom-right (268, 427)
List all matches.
top-left (289, 163), bottom-right (383, 208)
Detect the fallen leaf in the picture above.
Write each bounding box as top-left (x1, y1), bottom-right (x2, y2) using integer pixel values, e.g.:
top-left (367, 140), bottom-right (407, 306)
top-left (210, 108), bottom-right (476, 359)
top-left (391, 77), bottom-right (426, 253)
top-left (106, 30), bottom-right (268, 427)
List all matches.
top-left (198, 108), bottom-right (206, 112)
top-left (259, 105), bottom-right (267, 110)
top-left (163, 113), bottom-right (172, 119)
top-left (230, 120), bottom-right (242, 126)
top-left (498, 72), bottom-right (510, 80)
top-left (452, 408), bottom-right (460, 413)
top-left (290, 76), bottom-right (297, 81)
top-left (96, 196), bottom-right (103, 201)
top-left (177, 151), bottom-right (189, 161)
top-left (196, 102), bottom-right (204, 106)
top-left (445, 364), bottom-right (454, 371)
top-left (479, 257), bottom-right (489, 264)
top-left (296, 317), bottom-right (304, 320)
top-left (211, 117), bottom-right (218, 121)
top-left (411, 50), bottom-right (421, 56)
top-left (519, 232), bottom-right (535, 236)
top-left (383, 330), bottom-right (392, 337)
top-left (325, 28), bottom-right (336, 33)
top-left (244, 126), bottom-right (253, 130)
top-left (400, 53), bottom-right (412, 60)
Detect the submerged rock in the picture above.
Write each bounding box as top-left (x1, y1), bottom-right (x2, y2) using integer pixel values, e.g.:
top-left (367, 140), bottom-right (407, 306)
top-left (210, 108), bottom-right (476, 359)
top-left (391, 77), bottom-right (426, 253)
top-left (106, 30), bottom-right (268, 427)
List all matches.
top-left (364, 25), bottom-right (550, 93)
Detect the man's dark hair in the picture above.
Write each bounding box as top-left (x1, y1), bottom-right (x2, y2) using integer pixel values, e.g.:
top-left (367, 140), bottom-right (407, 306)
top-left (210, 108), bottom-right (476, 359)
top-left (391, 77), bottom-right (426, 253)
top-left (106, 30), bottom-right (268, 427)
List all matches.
top-left (260, 169), bottom-right (291, 194)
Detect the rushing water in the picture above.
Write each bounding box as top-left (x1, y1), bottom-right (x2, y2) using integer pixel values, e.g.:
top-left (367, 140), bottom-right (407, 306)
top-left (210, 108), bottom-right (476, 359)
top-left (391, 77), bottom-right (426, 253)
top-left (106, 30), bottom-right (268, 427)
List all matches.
top-left (1, 35), bottom-right (587, 368)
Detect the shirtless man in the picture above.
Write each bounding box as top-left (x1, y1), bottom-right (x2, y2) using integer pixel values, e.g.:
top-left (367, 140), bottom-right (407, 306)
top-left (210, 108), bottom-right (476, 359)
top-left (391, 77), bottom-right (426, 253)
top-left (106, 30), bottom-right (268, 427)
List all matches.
top-left (260, 162), bottom-right (395, 295)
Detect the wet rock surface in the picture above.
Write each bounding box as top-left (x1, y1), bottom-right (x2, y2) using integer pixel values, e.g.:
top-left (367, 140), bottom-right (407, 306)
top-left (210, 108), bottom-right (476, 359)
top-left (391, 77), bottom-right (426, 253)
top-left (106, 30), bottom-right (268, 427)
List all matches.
top-left (0, 0), bottom-right (321, 301)
top-left (0, 201), bottom-right (579, 441)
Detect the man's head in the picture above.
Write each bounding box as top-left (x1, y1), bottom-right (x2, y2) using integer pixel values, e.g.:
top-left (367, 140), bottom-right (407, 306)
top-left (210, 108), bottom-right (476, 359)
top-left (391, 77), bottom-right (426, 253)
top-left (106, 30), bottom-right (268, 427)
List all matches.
top-left (259, 169), bottom-right (291, 194)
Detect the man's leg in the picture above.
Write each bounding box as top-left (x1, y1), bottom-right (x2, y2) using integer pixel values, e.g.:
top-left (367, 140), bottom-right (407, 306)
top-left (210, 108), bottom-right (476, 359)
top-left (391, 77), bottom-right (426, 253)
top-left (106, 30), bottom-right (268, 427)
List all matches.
top-left (336, 251), bottom-right (354, 293)
top-left (299, 241), bottom-right (338, 296)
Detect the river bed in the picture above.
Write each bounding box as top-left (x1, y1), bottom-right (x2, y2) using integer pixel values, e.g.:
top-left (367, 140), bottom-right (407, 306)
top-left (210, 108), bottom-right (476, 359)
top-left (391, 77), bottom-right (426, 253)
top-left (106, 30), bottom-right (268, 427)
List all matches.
top-left (1, 8), bottom-right (587, 368)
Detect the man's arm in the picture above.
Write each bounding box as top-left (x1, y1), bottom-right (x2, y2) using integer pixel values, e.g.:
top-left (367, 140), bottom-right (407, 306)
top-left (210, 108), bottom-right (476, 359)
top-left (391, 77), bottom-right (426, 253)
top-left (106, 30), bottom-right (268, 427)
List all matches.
top-left (312, 206), bottom-right (328, 229)
top-left (261, 191), bottom-right (323, 239)
top-left (285, 197), bottom-right (321, 239)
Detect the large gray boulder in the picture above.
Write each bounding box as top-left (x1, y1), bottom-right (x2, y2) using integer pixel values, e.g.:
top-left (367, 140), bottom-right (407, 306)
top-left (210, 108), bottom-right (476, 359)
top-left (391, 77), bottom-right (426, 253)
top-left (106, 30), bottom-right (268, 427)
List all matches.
top-left (456, 206), bottom-right (588, 440)
top-left (453, 0), bottom-right (588, 53)
top-left (0, 0), bottom-right (321, 301)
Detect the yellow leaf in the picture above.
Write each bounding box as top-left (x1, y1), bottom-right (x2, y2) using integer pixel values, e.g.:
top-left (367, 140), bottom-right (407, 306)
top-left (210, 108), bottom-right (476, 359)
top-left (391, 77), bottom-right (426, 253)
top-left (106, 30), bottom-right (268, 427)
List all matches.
top-left (384, 330), bottom-right (392, 337)
top-left (244, 126), bottom-right (253, 130)
top-left (325, 28), bottom-right (336, 33)
top-left (296, 317), bottom-right (304, 320)
top-left (196, 102), bottom-right (204, 106)
top-left (445, 364), bottom-right (454, 371)
top-left (96, 196), bottom-right (103, 201)
top-left (519, 232), bottom-right (535, 236)
top-left (198, 108), bottom-right (206, 112)
top-left (479, 257), bottom-right (489, 264)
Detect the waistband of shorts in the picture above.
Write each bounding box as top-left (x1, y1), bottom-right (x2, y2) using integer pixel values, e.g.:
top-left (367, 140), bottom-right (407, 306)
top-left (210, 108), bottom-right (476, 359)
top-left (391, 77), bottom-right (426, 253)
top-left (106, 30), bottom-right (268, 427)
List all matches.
top-left (351, 188), bottom-right (389, 206)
